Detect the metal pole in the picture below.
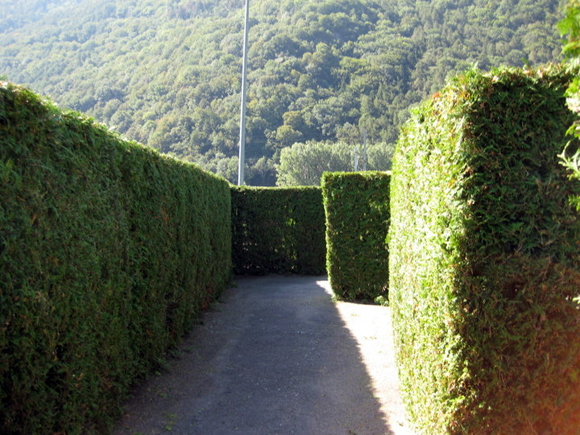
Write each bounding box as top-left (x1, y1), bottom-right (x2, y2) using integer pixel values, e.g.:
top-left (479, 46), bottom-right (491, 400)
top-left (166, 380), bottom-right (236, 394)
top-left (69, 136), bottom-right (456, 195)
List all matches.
top-left (237, 0), bottom-right (250, 186)
top-left (363, 128), bottom-right (367, 171)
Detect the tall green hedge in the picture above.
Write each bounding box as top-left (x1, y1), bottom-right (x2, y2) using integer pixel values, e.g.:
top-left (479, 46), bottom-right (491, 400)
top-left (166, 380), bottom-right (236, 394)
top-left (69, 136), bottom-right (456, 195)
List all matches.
top-left (0, 82), bottom-right (232, 434)
top-left (389, 66), bottom-right (580, 434)
top-left (231, 186), bottom-right (325, 275)
top-left (321, 172), bottom-right (390, 301)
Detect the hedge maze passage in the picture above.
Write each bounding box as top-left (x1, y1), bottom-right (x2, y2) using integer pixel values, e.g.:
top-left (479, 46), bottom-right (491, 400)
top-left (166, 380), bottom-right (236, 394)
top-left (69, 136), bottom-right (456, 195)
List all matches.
top-left (3, 63), bottom-right (580, 435)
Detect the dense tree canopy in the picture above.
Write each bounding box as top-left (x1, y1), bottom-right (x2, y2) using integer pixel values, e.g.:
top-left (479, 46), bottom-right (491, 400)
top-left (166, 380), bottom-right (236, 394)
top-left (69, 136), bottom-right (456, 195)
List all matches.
top-left (0, 0), bottom-right (566, 185)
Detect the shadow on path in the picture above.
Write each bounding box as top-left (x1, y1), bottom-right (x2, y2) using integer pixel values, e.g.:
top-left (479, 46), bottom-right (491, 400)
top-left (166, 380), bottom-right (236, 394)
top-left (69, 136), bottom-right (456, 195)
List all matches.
top-left (114, 275), bottom-right (397, 435)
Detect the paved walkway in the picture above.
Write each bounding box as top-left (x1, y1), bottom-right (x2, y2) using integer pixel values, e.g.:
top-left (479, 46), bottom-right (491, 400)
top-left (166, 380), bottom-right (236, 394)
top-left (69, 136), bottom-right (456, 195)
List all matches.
top-left (114, 275), bottom-right (414, 435)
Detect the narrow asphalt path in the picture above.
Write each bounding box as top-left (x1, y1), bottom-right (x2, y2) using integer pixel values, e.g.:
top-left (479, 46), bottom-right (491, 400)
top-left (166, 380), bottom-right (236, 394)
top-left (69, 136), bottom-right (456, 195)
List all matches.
top-left (114, 275), bottom-right (413, 435)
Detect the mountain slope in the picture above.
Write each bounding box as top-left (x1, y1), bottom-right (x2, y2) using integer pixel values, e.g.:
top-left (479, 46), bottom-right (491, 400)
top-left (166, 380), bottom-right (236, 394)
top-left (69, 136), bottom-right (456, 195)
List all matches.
top-left (0, 0), bottom-right (566, 185)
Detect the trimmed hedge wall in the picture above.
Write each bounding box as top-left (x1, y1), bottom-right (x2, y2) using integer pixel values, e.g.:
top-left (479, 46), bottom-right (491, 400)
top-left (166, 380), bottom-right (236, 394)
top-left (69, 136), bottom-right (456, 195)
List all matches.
top-left (231, 186), bottom-right (325, 275)
top-left (389, 66), bottom-right (580, 434)
top-left (0, 83), bottom-right (232, 434)
top-left (321, 172), bottom-right (390, 301)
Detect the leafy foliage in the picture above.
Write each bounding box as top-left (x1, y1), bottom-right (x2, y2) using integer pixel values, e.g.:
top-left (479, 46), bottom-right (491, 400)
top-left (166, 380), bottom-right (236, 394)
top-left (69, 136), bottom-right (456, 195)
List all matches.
top-left (389, 66), bottom-right (580, 434)
top-left (560, 0), bottom-right (580, 161)
top-left (231, 186), bottom-right (326, 275)
top-left (276, 140), bottom-right (394, 186)
top-left (322, 172), bottom-right (390, 301)
top-left (0, 0), bottom-right (566, 185)
top-left (0, 82), bottom-right (232, 434)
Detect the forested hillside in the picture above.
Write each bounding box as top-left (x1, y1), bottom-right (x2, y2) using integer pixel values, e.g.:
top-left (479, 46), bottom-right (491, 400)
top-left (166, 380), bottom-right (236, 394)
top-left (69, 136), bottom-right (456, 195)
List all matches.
top-left (0, 0), bottom-right (566, 185)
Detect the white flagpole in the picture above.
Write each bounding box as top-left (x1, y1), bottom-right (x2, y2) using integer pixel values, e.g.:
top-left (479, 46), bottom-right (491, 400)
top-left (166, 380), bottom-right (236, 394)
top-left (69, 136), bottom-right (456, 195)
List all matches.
top-left (237, 0), bottom-right (250, 186)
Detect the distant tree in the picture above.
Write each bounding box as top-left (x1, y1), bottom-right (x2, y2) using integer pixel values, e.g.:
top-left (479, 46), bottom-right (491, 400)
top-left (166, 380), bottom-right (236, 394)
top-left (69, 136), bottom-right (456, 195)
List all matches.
top-left (276, 141), bottom-right (353, 186)
top-left (215, 155), bottom-right (239, 184)
top-left (275, 140), bottom-right (393, 186)
top-left (366, 142), bottom-right (395, 172)
top-left (246, 156), bottom-right (277, 186)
